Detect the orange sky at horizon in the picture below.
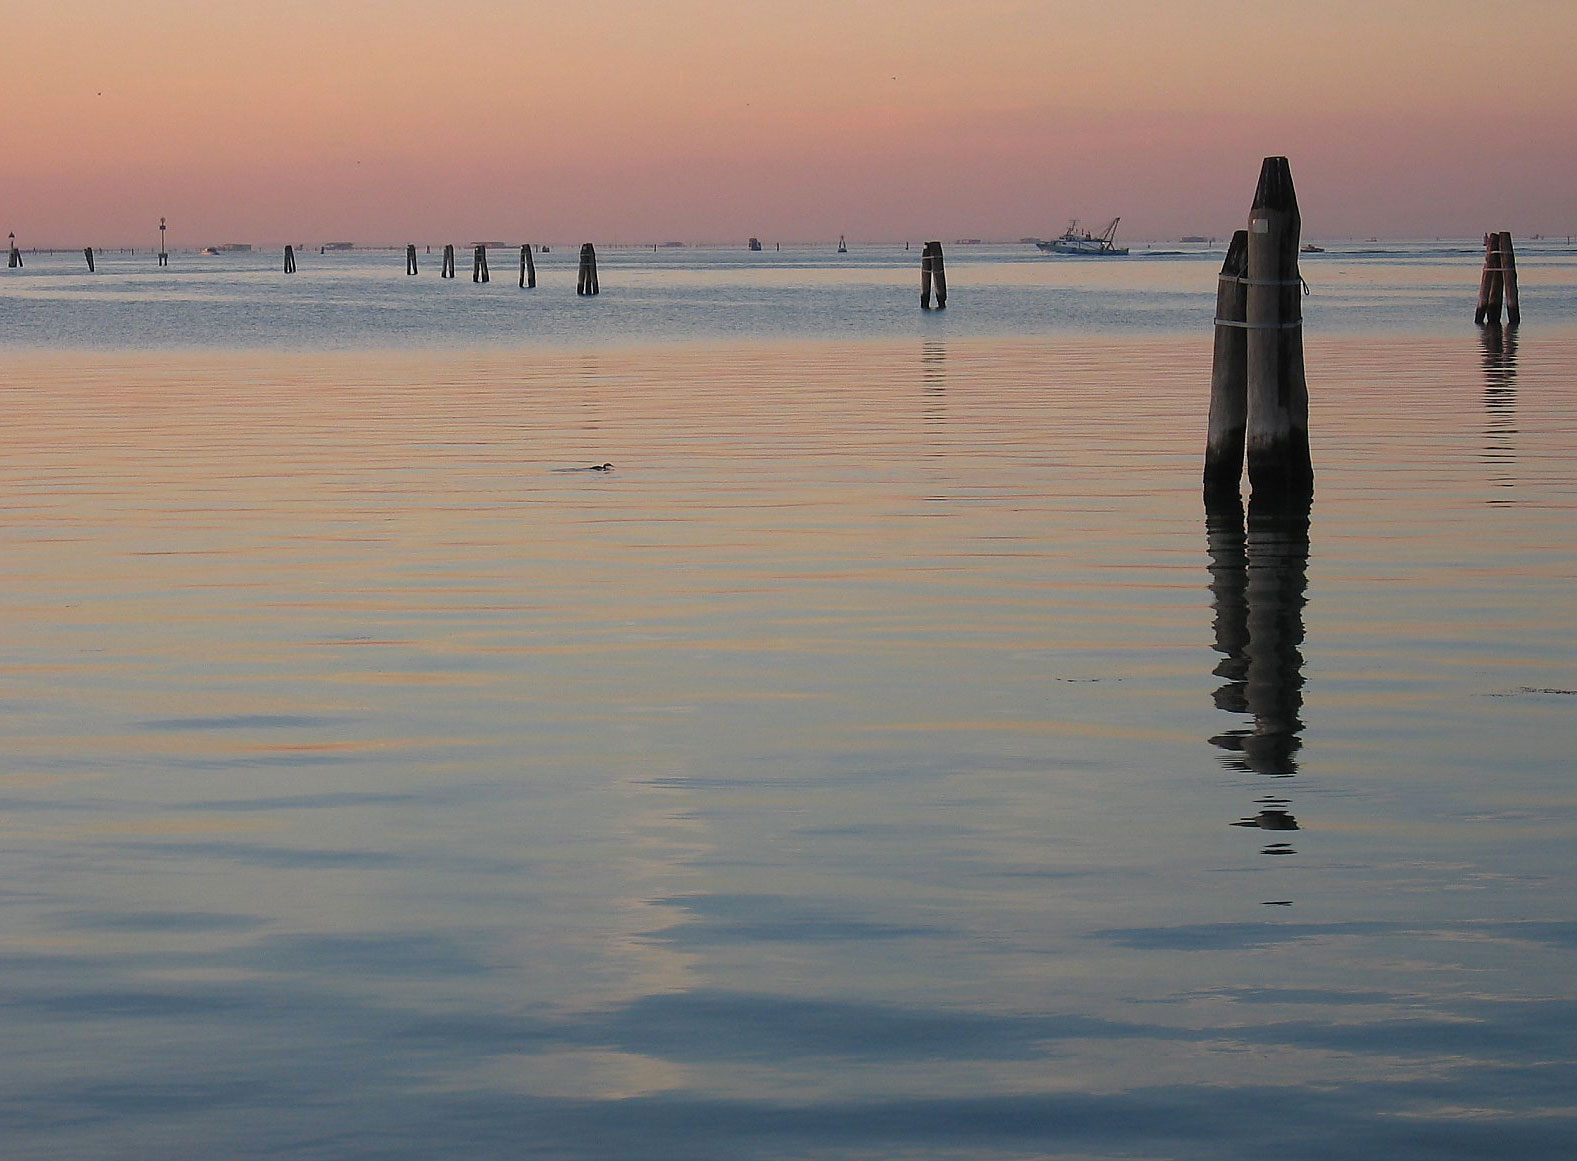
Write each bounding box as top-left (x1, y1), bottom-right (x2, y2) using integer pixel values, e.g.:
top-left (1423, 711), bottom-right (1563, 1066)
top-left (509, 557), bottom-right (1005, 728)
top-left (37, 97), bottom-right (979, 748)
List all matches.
top-left (5, 0), bottom-right (1575, 246)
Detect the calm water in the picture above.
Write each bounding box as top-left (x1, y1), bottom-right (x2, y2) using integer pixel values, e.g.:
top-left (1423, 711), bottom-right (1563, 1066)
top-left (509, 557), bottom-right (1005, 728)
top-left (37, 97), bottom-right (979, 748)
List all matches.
top-left (2, 247), bottom-right (1576, 1159)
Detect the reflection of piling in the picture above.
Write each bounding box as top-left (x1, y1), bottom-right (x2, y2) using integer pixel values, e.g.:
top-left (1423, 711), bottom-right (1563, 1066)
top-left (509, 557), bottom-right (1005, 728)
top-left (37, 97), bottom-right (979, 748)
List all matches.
top-left (84, 247), bottom-right (95, 272)
top-left (1207, 494), bottom-right (1310, 849)
top-left (284, 245), bottom-right (297, 273)
top-left (472, 245), bottom-right (489, 283)
top-left (520, 243), bottom-right (535, 289)
top-left (1239, 497), bottom-right (1309, 777)
top-left (1204, 230), bottom-right (1251, 500)
top-left (920, 241), bottom-right (947, 310)
top-left (1245, 157), bottom-right (1314, 505)
top-left (576, 243), bottom-right (599, 295)
top-left (406, 244), bottom-right (418, 275)
top-left (441, 244), bottom-right (456, 278)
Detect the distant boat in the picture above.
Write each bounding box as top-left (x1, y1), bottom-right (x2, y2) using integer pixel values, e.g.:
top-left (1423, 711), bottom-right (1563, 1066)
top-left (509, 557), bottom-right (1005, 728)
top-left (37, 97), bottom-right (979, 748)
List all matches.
top-left (1037, 218), bottom-right (1128, 255)
top-left (1301, 243), bottom-right (1324, 254)
top-left (837, 235), bottom-right (847, 254)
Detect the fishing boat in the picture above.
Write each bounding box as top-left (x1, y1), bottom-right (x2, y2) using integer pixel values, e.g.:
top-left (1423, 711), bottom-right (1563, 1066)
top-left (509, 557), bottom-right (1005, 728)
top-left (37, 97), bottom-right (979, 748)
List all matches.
top-left (1036, 218), bottom-right (1128, 256)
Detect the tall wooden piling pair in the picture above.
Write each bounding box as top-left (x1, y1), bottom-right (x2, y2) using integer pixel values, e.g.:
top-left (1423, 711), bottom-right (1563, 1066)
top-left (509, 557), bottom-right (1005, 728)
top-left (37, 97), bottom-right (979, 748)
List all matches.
top-left (576, 243), bottom-right (599, 295)
top-left (441, 244), bottom-right (456, 278)
top-left (84, 248), bottom-right (95, 272)
top-left (1474, 232), bottom-right (1520, 326)
top-left (406, 244), bottom-right (418, 275)
top-left (283, 245), bottom-right (297, 274)
top-left (920, 241), bottom-right (947, 310)
top-left (7, 233), bottom-right (20, 268)
top-left (520, 244), bottom-right (536, 289)
top-left (472, 246), bottom-right (490, 283)
top-left (1204, 156), bottom-right (1314, 507)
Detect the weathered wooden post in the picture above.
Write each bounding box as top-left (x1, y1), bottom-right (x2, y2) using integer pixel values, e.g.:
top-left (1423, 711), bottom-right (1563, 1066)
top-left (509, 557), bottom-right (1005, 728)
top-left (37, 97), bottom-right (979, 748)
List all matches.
top-left (406, 244), bottom-right (418, 275)
top-left (1473, 233), bottom-right (1502, 325)
top-left (576, 243), bottom-right (599, 295)
top-left (520, 244), bottom-right (536, 289)
top-left (84, 247), bottom-right (95, 272)
top-left (441, 244), bottom-right (456, 278)
top-left (7, 232), bottom-right (21, 268)
top-left (1204, 230), bottom-right (1251, 499)
top-left (1499, 232), bottom-right (1520, 326)
top-left (1244, 157), bottom-right (1314, 504)
top-left (472, 245), bottom-right (489, 283)
top-left (158, 218), bottom-right (168, 267)
top-left (920, 241), bottom-right (947, 310)
top-left (284, 245), bottom-right (297, 273)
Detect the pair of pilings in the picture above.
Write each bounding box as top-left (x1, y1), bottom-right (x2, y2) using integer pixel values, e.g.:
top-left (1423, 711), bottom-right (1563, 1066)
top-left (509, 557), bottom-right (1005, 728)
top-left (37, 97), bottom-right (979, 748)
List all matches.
top-left (920, 241), bottom-right (947, 309)
top-left (8, 247), bottom-right (23, 268)
top-left (472, 246), bottom-right (490, 283)
top-left (1474, 232), bottom-right (1520, 326)
top-left (283, 245), bottom-right (297, 273)
top-left (1204, 156), bottom-right (1314, 507)
top-left (576, 243), bottom-right (599, 295)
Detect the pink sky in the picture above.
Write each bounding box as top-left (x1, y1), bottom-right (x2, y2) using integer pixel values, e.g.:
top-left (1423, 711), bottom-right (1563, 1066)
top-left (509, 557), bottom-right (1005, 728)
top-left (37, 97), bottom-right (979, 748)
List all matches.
top-left (5, 0), bottom-right (1574, 246)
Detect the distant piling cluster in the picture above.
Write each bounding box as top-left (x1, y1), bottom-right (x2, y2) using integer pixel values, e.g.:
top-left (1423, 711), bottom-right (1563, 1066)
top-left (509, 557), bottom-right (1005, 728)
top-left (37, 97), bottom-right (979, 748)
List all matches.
top-left (920, 242), bottom-right (947, 310)
top-left (1474, 232), bottom-right (1520, 326)
top-left (1205, 156), bottom-right (1314, 506)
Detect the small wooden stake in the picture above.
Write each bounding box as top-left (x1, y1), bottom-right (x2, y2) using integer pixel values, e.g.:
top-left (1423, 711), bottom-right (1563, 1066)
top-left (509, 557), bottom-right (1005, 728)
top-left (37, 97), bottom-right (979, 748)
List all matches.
top-left (520, 244), bottom-right (535, 289)
top-left (441, 244), bottom-right (456, 278)
top-left (84, 247), bottom-right (95, 272)
top-left (283, 245), bottom-right (297, 273)
top-left (1204, 230), bottom-right (1251, 500)
top-left (1499, 231), bottom-right (1520, 326)
top-left (576, 243), bottom-right (599, 295)
top-left (1244, 157), bottom-right (1314, 505)
top-left (8, 232), bottom-right (21, 268)
top-left (406, 244), bottom-right (418, 275)
top-left (472, 245), bottom-right (489, 283)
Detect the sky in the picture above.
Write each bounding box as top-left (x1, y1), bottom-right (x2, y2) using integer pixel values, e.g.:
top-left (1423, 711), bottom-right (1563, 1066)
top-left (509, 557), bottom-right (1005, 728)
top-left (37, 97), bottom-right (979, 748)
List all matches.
top-left (4, 0), bottom-right (1575, 246)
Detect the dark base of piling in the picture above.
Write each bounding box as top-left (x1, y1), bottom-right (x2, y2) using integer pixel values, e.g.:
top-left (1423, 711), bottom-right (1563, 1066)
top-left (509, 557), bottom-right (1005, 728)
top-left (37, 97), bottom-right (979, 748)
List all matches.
top-left (1203, 431), bottom-right (1247, 503)
top-left (1247, 435), bottom-right (1315, 507)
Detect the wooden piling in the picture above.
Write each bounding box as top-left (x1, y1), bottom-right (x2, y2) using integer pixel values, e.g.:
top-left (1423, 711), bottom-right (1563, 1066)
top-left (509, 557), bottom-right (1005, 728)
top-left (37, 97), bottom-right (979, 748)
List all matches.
top-left (1499, 231), bottom-right (1520, 326)
top-left (1473, 233), bottom-right (1501, 325)
top-left (441, 244), bottom-right (456, 278)
top-left (284, 245), bottom-right (297, 273)
top-left (1204, 230), bottom-right (1251, 500)
top-left (520, 244), bottom-right (536, 289)
top-left (159, 218), bottom-right (168, 266)
top-left (576, 243), bottom-right (599, 295)
top-left (473, 245), bottom-right (489, 283)
top-left (406, 244), bottom-right (418, 275)
top-left (919, 241), bottom-right (947, 310)
top-left (84, 247), bottom-right (95, 272)
top-left (1244, 157), bottom-right (1314, 505)
top-left (7, 233), bottom-right (20, 268)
